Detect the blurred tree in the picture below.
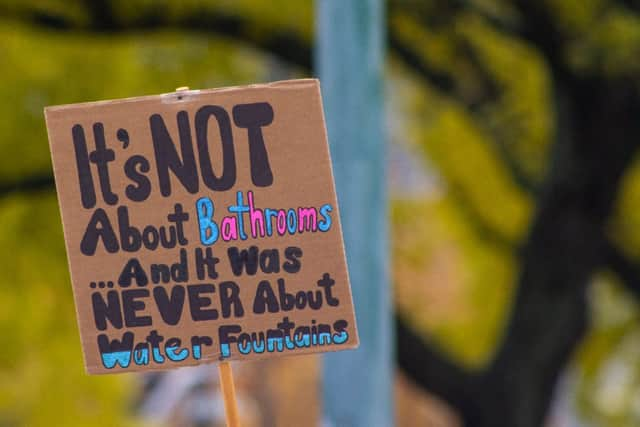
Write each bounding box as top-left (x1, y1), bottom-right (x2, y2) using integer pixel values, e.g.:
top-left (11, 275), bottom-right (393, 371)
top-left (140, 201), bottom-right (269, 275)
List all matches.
top-left (388, 2), bottom-right (640, 427)
top-left (4, 1), bottom-right (640, 426)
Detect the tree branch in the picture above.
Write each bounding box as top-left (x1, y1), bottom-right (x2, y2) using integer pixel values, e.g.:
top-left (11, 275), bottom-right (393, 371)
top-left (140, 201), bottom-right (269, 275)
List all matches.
top-left (389, 14), bottom-right (538, 196)
top-left (0, 174), bottom-right (55, 198)
top-left (388, 33), bottom-right (456, 94)
top-left (485, 126), bottom-right (540, 195)
top-left (509, 1), bottom-right (569, 81)
top-left (618, 0), bottom-right (640, 14)
top-left (602, 239), bottom-right (640, 299)
top-left (388, 20), bottom-right (501, 110)
top-left (396, 315), bottom-right (477, 413)
top-left (456, 40), bottom-right (540, 195)
top-left (3, 4), bottom-right (312, 70)
top-left (391, 0), bottom-right (520, 35)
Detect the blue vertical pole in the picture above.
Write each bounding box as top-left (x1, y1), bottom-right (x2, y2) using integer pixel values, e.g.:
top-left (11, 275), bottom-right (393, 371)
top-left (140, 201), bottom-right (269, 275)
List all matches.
top-left (316, 1), bottom-right (392, 426)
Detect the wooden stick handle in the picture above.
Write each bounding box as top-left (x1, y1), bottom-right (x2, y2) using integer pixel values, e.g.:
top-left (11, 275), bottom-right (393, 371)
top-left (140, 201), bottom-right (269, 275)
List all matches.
top-left (218, 361), bottom-right (241, 427)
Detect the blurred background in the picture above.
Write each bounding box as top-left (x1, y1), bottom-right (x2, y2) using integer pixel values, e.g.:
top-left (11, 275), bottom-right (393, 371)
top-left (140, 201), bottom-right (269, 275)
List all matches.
top-left (3, 0), bottom-right (640, 426)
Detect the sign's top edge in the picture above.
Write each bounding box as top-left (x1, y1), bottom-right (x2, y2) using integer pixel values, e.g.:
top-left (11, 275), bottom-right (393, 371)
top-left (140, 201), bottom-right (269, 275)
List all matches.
top-left (44, 78), bottom-right (320, 114)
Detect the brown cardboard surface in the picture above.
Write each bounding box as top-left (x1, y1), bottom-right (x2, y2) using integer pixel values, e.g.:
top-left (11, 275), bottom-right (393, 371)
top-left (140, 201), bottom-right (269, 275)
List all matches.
top-left (44, 79), bottom-right (358, 374)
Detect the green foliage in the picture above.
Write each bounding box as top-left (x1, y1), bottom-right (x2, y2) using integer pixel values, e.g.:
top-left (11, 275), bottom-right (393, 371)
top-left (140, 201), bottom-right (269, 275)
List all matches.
top-left (0, 193), bottom-right (139, 426)
top-left (393, 197), bottom-right (516, 366)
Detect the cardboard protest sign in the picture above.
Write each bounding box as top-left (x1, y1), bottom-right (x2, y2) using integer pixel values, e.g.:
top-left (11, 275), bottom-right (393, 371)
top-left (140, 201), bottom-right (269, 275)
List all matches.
top-left (44, 79), bottom-right (358, 374)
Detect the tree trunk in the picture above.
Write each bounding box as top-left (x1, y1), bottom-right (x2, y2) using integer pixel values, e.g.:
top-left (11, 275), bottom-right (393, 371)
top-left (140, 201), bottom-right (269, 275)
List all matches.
top-left (460, 78), bottom-right (640, 427)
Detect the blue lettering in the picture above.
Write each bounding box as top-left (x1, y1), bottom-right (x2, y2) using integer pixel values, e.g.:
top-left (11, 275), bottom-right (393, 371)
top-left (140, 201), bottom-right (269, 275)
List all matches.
top-left (318, 204), bottom-right (333, 232)
top-left (101, 351), bottom-right (132, 369)
top-left (197, 197), bottom-right (219, 245)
